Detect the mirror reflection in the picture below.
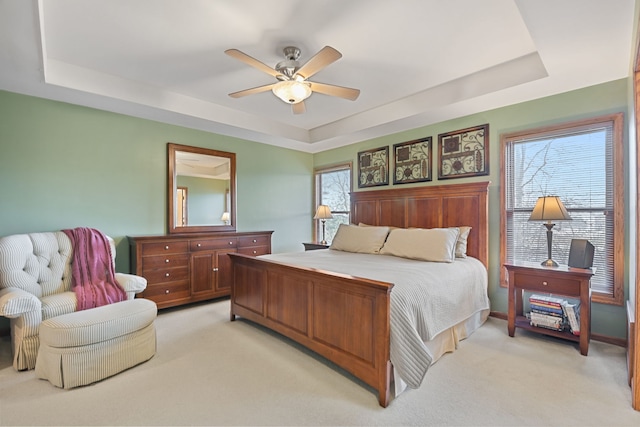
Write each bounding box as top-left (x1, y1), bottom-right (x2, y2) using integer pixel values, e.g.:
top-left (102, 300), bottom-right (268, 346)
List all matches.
top-left (168, 143), bottom-right (236, 234)
top-left (175, 151), bottom-right (230, 226)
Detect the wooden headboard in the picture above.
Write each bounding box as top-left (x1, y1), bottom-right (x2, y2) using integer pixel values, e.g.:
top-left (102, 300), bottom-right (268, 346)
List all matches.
top-left (351, 181), bottom-right (490, 267)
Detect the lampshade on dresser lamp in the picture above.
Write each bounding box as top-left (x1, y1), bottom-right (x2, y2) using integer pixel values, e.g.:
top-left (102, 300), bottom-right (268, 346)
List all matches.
top-left (528, 196), bottom-right (572, 267)
top-left (220, 211), bottom-right (230, 225)
top-left (313, 205), bottom-right (333, 245)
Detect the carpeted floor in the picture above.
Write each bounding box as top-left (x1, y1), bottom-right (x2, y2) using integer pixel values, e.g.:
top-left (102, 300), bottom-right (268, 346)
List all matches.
top-left (1, 299), bottom-right (639, 426)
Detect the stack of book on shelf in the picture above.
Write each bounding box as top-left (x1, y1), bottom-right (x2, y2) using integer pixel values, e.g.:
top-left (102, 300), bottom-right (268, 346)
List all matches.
top-left (528, 294), bottom-right (580, 335)
top-left (529, 294), bottom-right (565, 331)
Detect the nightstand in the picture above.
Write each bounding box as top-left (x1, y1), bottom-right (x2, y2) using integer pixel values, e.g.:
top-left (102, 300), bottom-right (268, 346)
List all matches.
top-left (302, 242), bottom-right (330, 251)
top-left (504, 261), bottom-right (595, 356)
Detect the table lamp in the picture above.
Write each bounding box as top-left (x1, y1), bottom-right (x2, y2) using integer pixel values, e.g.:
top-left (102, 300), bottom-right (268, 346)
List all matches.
top-left (220, 211), bottom-right (230, 225)
top-left (528, 195), bottom-right (572, 267)
top-left (313, 205), bottom-right (333, 245)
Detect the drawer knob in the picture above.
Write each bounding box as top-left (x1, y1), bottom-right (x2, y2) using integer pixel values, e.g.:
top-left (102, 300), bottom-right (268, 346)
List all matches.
top-left (542, 281), bottom-right (548, 286)
top-left (165, 289), bottom-right (170, 294)
top-left (253, 250), bottom-right (257, 254)
top-left (165, 273), bottom-right (170, 277)
top-left (229, 241), bottom-right (233, 245)
top-left (165, 259), bottom-right (170, 263)
top-left (197, 243), bottom-right (202, 247)
top-left (253, 239), bottom-right (257, 243)
top-left (213, 267), bottom-right (219, 272)
top-left (165, 245), bottom-right (169, 250)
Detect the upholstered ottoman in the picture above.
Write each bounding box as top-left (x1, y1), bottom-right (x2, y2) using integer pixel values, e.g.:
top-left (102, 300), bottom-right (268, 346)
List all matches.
top-left (35, 298), bottom-right (157, 389)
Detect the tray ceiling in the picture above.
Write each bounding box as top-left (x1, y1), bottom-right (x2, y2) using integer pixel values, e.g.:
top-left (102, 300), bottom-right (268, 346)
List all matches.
top-left (0, 0), bottom-right (635, 153)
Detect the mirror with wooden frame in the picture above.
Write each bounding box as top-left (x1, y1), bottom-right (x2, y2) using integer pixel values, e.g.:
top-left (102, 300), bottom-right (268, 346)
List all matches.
top-left (168, 143), bottom-right (236, 234)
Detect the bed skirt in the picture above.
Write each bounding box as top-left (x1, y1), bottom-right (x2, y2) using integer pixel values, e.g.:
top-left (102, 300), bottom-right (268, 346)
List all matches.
top-left (393, 308), bottom-right (489, 396)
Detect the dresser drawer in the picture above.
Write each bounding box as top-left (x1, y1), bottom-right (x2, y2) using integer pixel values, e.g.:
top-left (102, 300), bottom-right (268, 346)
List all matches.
top-left (142, 254), bottom-right (190, 270)
top-left (238, 235), bottom-right (270, 248)
top-left (143, 267), bottom-right (189, 284)
top-left (141, 241), bottom-right (189, 255)
top-left (142, 280), bottom-right (190, 302)
top-left (190, 238), bottom-right (237, 251)
top-left (237, 246), bottom-right (270, 256)
top-left (513, 271), bottom-right (580, 296)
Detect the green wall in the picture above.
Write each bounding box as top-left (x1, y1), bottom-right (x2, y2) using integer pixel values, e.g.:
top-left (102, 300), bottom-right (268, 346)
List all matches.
top-left (176, 175), bottom-right (228, 226)
top-left (314, 79), bottom-right (630, 339)
top-left (0, 90), bottom-right (314, 271)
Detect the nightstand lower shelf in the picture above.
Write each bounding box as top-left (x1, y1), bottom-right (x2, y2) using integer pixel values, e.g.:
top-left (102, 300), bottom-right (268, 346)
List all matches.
top-left (514, 316), bottom-right (580, 343)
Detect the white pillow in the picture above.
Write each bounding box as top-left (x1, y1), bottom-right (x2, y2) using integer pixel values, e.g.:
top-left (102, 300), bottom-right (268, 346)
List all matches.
top-left (330, 224), bottom-right (390, 254)
top-left (380, 227), bottom-right (460, 262)
top-left (454, 226), bottom-right (472, 258)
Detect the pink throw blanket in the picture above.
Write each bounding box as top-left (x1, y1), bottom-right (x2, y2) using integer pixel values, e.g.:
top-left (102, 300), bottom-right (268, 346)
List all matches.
top-left (63, 227), bottom-right (126, 311)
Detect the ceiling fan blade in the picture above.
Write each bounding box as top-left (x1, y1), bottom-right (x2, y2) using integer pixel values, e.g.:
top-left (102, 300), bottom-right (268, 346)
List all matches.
top-left (295, 46), bottom-right (342, 80)
top-left (292, 101), bottom-right (306, 114)
top-left (225, 49), bottom-right (282, 78)
top-left (228, 83), bottom-right (276, 98)
top-left (309, 82), bottom-right (360, 101)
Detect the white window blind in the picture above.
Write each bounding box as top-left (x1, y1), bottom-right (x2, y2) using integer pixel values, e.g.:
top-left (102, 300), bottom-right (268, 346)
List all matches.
top-left (502, 114), bottom-right (623, 305)
top-left (314, 163), bottom-right (352, 243)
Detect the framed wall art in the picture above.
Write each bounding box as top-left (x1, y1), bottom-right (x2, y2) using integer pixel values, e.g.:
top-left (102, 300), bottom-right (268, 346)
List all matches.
top-left (393, 137), bottom-right (432, 184)
top-left (437, 124), bottom-right (489, 179)
top-left (358, 146), bottom-right (389, 188)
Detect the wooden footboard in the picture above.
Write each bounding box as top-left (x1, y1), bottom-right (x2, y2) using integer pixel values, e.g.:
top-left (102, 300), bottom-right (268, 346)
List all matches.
top-left (229, 253), bottom-right (394, 407)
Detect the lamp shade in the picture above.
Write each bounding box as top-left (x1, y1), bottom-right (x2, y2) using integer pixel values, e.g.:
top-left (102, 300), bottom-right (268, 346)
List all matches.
top-left (313, 205), bottom-right (333, 220)
top-left (220, 212), bottom-right (230, 222)
top-left (528, 196), bottom-right (572, 222)
top-left (272, 80), bottom-right (312, 104)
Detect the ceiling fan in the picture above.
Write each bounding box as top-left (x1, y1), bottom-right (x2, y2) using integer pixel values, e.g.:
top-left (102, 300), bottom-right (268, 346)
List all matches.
top-left (225, 46), bottom-right (360, 114)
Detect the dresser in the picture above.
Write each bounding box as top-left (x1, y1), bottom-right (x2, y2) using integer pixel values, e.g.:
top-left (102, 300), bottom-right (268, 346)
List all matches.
top-left (128, 231), bottom-right (272, 309)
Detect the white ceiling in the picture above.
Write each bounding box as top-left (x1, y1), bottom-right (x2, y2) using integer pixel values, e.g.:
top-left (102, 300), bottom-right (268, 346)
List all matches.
top-left (0, 0), bottom-right (635, 153)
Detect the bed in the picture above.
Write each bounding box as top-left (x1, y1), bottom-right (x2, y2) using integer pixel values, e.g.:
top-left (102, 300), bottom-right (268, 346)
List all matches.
top-left (229, 181), bottom-right (490, 407)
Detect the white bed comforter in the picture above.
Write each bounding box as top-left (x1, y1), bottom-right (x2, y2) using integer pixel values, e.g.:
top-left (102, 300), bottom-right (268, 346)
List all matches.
top-left (260, 249), bottom-right (490, 389)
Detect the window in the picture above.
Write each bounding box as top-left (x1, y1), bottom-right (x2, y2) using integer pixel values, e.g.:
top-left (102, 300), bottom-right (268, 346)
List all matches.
top-left (500, 113), bottom-right (623, 305)
top-left (314, 163), bottom-right (352, 244)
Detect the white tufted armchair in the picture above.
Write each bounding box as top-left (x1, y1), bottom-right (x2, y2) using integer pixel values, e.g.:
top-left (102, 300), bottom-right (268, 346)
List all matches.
top-left (0, 231), bottom-right (147, 370)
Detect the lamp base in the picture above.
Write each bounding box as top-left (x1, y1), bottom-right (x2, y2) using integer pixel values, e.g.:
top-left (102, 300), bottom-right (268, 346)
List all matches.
top-left (540, 224), bottom-right (559, 267)
top-left (320, 220), bottom-right (327, 246)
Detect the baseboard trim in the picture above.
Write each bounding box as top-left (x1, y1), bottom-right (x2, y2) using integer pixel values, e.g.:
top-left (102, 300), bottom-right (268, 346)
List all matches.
top-left (1, 312), bottom-right (628, 347)
top-left (490, 311), bottom-right (507, 320)
top-left (489, 311), bottom-right (627, 348)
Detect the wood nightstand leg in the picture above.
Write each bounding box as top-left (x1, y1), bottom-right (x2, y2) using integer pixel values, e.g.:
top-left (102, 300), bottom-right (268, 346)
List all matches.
top-left (508, 271), bottom-right (516, 337)
top-left (579, 278), bottom-right (590, 356)
top-left (579, 338), bottom-right (588, 356)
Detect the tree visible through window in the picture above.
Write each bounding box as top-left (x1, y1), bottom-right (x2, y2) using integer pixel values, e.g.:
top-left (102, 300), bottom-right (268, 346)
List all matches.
top-left (500, 114), bottom-right (623, 305)
top-left (314, 163), bottom-right (352, 244)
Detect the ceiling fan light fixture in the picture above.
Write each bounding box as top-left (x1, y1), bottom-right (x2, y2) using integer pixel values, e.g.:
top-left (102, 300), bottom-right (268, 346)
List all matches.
top-left (272, 80), bottom-right (311, 104)
top-left (226, 45), bottom-right (359, 113)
